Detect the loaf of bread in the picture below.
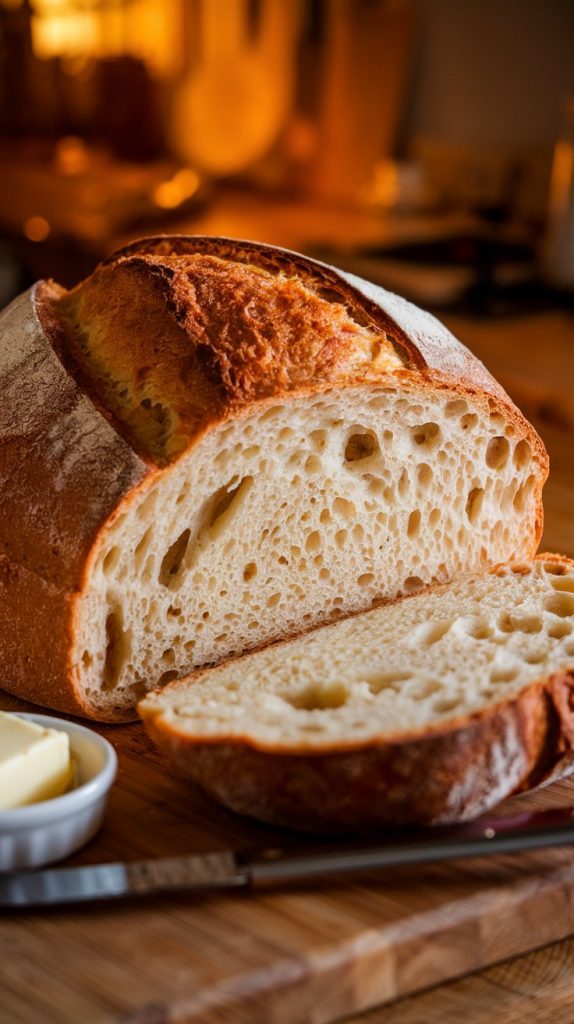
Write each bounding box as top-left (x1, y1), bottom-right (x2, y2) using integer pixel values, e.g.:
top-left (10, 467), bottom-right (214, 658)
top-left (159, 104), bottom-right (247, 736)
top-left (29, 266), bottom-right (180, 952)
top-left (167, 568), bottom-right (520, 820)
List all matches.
top-left (0, 236), bottom-right (547, 721)
top-left (140, 555), bottom-right (574, 830)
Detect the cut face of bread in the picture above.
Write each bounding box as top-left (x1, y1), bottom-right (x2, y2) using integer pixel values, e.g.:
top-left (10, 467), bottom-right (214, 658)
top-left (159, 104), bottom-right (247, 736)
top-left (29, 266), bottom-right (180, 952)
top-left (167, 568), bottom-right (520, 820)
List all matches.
top-left (139, 556), bottom-right (574, 829)
top-left (79, 383), bottom-right (541, 716)
top-left (0, 236), bottom-right (548, 721)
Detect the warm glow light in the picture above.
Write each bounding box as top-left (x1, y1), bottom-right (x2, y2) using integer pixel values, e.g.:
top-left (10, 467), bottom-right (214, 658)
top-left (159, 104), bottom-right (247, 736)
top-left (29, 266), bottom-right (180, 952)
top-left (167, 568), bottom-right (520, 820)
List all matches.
top-left (360, 159), bottom-right (400, 207)
top-left (153, 168), bottom-right (200, 209)
top-left (30, 0), bottom-right (182, 72)
top-left (169, 0), bottom-right (301, 175)
top-left (548, 140), bottom-right (574, 218)
top-left (55, 136), bottom-right (90, 175)
top-left (24, 216), bottom-right (51, 242)
top-left (31, 0), bottom-right (98, 59)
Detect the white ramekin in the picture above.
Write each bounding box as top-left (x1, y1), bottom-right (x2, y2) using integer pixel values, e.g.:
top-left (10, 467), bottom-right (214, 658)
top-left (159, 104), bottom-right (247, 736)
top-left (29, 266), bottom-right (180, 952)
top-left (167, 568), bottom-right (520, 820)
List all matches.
top-left (0, 713), bottom-right (117, 872)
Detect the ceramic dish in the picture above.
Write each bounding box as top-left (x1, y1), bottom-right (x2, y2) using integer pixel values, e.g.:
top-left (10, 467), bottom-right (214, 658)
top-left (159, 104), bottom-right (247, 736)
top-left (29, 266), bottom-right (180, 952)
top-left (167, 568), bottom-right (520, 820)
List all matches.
top-left (0, 713), bottom-right (117, 872)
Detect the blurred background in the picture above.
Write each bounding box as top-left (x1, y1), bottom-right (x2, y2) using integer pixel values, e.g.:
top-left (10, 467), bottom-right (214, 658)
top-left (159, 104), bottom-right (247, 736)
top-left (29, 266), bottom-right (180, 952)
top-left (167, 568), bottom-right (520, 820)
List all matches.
top-left (0, 0), bottom-right (573, 548)
top-left (1, 0), bottom-right (573, 309)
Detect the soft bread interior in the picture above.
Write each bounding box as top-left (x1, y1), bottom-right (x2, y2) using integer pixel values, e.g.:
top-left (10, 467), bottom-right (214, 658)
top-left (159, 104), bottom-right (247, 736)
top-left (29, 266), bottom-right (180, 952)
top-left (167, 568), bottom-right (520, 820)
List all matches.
top-left (140, 558), bottom-right (574, 748)
top-left (77, 383), bottom-right (541, 715)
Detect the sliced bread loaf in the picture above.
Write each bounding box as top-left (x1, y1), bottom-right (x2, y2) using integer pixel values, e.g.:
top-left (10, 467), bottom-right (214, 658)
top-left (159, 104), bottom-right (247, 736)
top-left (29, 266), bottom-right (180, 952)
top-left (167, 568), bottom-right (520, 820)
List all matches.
top-left (139, 555), bottom-right (574, 830)
top-left (0, 236), bottom-right (547, 720)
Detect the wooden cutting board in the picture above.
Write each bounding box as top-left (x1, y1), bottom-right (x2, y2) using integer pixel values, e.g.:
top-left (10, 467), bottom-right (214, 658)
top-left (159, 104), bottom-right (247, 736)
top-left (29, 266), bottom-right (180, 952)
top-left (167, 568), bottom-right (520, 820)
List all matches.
top-left (3, 685), bottom-right (574, 1024)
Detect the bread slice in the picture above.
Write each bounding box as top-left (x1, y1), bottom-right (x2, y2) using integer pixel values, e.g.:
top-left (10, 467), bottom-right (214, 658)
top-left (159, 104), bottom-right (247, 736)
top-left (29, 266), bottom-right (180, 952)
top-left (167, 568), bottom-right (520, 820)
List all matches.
top-left (0, 236), bottom-right (547, 720)
top-left (139, 555), bottom-right (574, 830)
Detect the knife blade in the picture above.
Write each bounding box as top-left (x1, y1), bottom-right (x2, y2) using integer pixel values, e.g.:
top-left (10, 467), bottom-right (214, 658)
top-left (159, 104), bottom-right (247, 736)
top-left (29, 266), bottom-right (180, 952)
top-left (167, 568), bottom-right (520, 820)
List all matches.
top-left (3, 806), bottom-right (574, 908)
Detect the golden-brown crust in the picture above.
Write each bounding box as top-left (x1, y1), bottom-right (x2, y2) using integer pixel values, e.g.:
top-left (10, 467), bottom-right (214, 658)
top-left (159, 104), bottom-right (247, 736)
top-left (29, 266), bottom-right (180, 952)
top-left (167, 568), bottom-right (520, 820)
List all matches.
top-left (0, 285), bottom-right (150, 719)
top-left (0, 237), bottom-right (550, 720)
top-left (141, 668), bottom-right (574, 831)
top-left (56, 248), bottom-right (403, 464)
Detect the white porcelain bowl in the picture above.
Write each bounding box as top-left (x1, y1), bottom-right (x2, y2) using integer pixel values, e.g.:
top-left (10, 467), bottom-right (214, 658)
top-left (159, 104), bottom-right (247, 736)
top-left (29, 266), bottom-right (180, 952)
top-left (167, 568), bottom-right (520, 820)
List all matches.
top-left (0, 713), bottom-right (117, 872)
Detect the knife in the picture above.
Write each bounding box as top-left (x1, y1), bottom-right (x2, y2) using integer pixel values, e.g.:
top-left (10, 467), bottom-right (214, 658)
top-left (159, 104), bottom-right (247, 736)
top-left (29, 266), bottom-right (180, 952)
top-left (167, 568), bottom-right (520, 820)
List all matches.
top-left (3, 806), bottom-right (574, 908)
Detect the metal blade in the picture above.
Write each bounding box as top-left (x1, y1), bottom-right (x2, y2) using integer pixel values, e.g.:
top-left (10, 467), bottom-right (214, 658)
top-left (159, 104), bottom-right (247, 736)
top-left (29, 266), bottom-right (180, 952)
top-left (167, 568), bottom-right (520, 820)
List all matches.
top-left (246, 807), bottom-right (574, 886)
top-left (3, 806), bottom-right (574, 909)
top-left (0, 851), bottom-right (247, 907)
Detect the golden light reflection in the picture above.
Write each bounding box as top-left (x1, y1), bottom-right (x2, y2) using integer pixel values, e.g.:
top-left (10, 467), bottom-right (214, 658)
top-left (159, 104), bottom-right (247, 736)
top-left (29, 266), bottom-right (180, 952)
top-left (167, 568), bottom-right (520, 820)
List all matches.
top-left (24, 216), bottom-right (51, 241)
top-left (152, 168), bottom-right (200, 209)
top-left (30, 0), bottom-right (182, 73)
top-left (548, 140), bottom-right (574, 218)
top-left (55, 136), bottom-right (90, 175)
top-left (359, 159), bottom-right (400, 208)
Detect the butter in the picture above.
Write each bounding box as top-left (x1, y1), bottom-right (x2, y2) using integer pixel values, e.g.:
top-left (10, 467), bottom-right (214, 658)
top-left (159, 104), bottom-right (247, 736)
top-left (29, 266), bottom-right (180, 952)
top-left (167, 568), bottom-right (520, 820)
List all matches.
top-left (0, 712), bottom-right (73, 810)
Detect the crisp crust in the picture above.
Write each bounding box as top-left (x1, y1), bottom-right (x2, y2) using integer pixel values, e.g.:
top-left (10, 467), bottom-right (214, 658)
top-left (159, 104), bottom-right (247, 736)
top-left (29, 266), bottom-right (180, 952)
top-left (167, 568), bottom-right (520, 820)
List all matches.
top-left (0, 285), bottom-right (150, 719)
top-left (0, 237), bottom-right (550, 720)
top-left (141, 680), bottom-right (564, 829)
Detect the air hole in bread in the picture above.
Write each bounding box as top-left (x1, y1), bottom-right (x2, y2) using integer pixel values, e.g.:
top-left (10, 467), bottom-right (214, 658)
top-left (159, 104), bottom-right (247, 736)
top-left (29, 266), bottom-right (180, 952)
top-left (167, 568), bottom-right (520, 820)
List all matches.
top-left (167, 604), bottom-right (182, 617)
top-left (365, 476), bottom-right (384, 498)
top-left (285, 683), bottom-right (349, 710)
top-left (333, 497), bottom-right (355, 519)
top-left (159, 669), bottom-right (179, 685)
top-left (366, 671), bottom-right (411, 694)
top-left (403, 575), bottom-right (424, 594)
top-left (525, 649), bottom-right (546, 664)
top-left (309, 429), bottom-right (328, 450)
top-left (461, 413), bottom-right (478, 431)
top-left (433, 696), bottom-right (461, 714)
top-left (305, 531), bottom-right (321, 554)
top-left (407, 509), bottom-right (421, 539)
top-left (103, 610), bottom-right (130, 690)
top-left (81, 650), bottom-right (92, 668)
top-left (453, 615), bottom-right (494, 640)
top-left (410, 678), bottom-right (442, 699)
top-left (512, 613), bottom-right (543, 634)
top-left (412, 620), bottom-right (452, 646)
top-left (551, 576), bottom-right (574, 594)
top-left (305, 455), bottom-right (322, 475)
top-left (548, 621), bottom-right (571, 640)
top-left (344, 429), bottom-right (379, 463)
top-left (102, 546), bottom-right (120, 576)
top-left (544, 561), bottom-right (566, 575)
top-left (161, 646), bottom-right (175, 664)
top-left (498, 612), bottom-right (515, 633)
top-left (490, 662), bottom-right (518, 683)
top-left (398, 469), bottom-right (409, 499)
top-left (466, 487), bottom-right (484, 524)
top-left (514, 439), bottom-right (532, 469)
top-left (159, 529), bottom-right (191, 587)
top-left (213, 476), bottom-right (254, 534)
top-left (417, 463), bottom-right (433, 490)
top-left (545, 593), bottom-right (574, 618)
top-left (445, 399), bottom-right (469, 418)
top-left (358, 572), bottom-right (375, 587)
top-left (513, 475), bottom-right (536, 514)
top-left (243, 562), bottom-right (258, 582)
top-left (485, 436), bottom-right (510, 470)
top-left (134, 527), bottom-right (153, 569)
top-left (412, 422), bottom-right (440, 448)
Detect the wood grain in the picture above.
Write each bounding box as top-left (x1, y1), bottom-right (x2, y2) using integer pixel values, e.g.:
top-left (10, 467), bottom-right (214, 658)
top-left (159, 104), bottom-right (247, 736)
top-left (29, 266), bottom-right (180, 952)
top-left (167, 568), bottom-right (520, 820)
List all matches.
top-left (0, 301), bottom-right (573, 1024)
